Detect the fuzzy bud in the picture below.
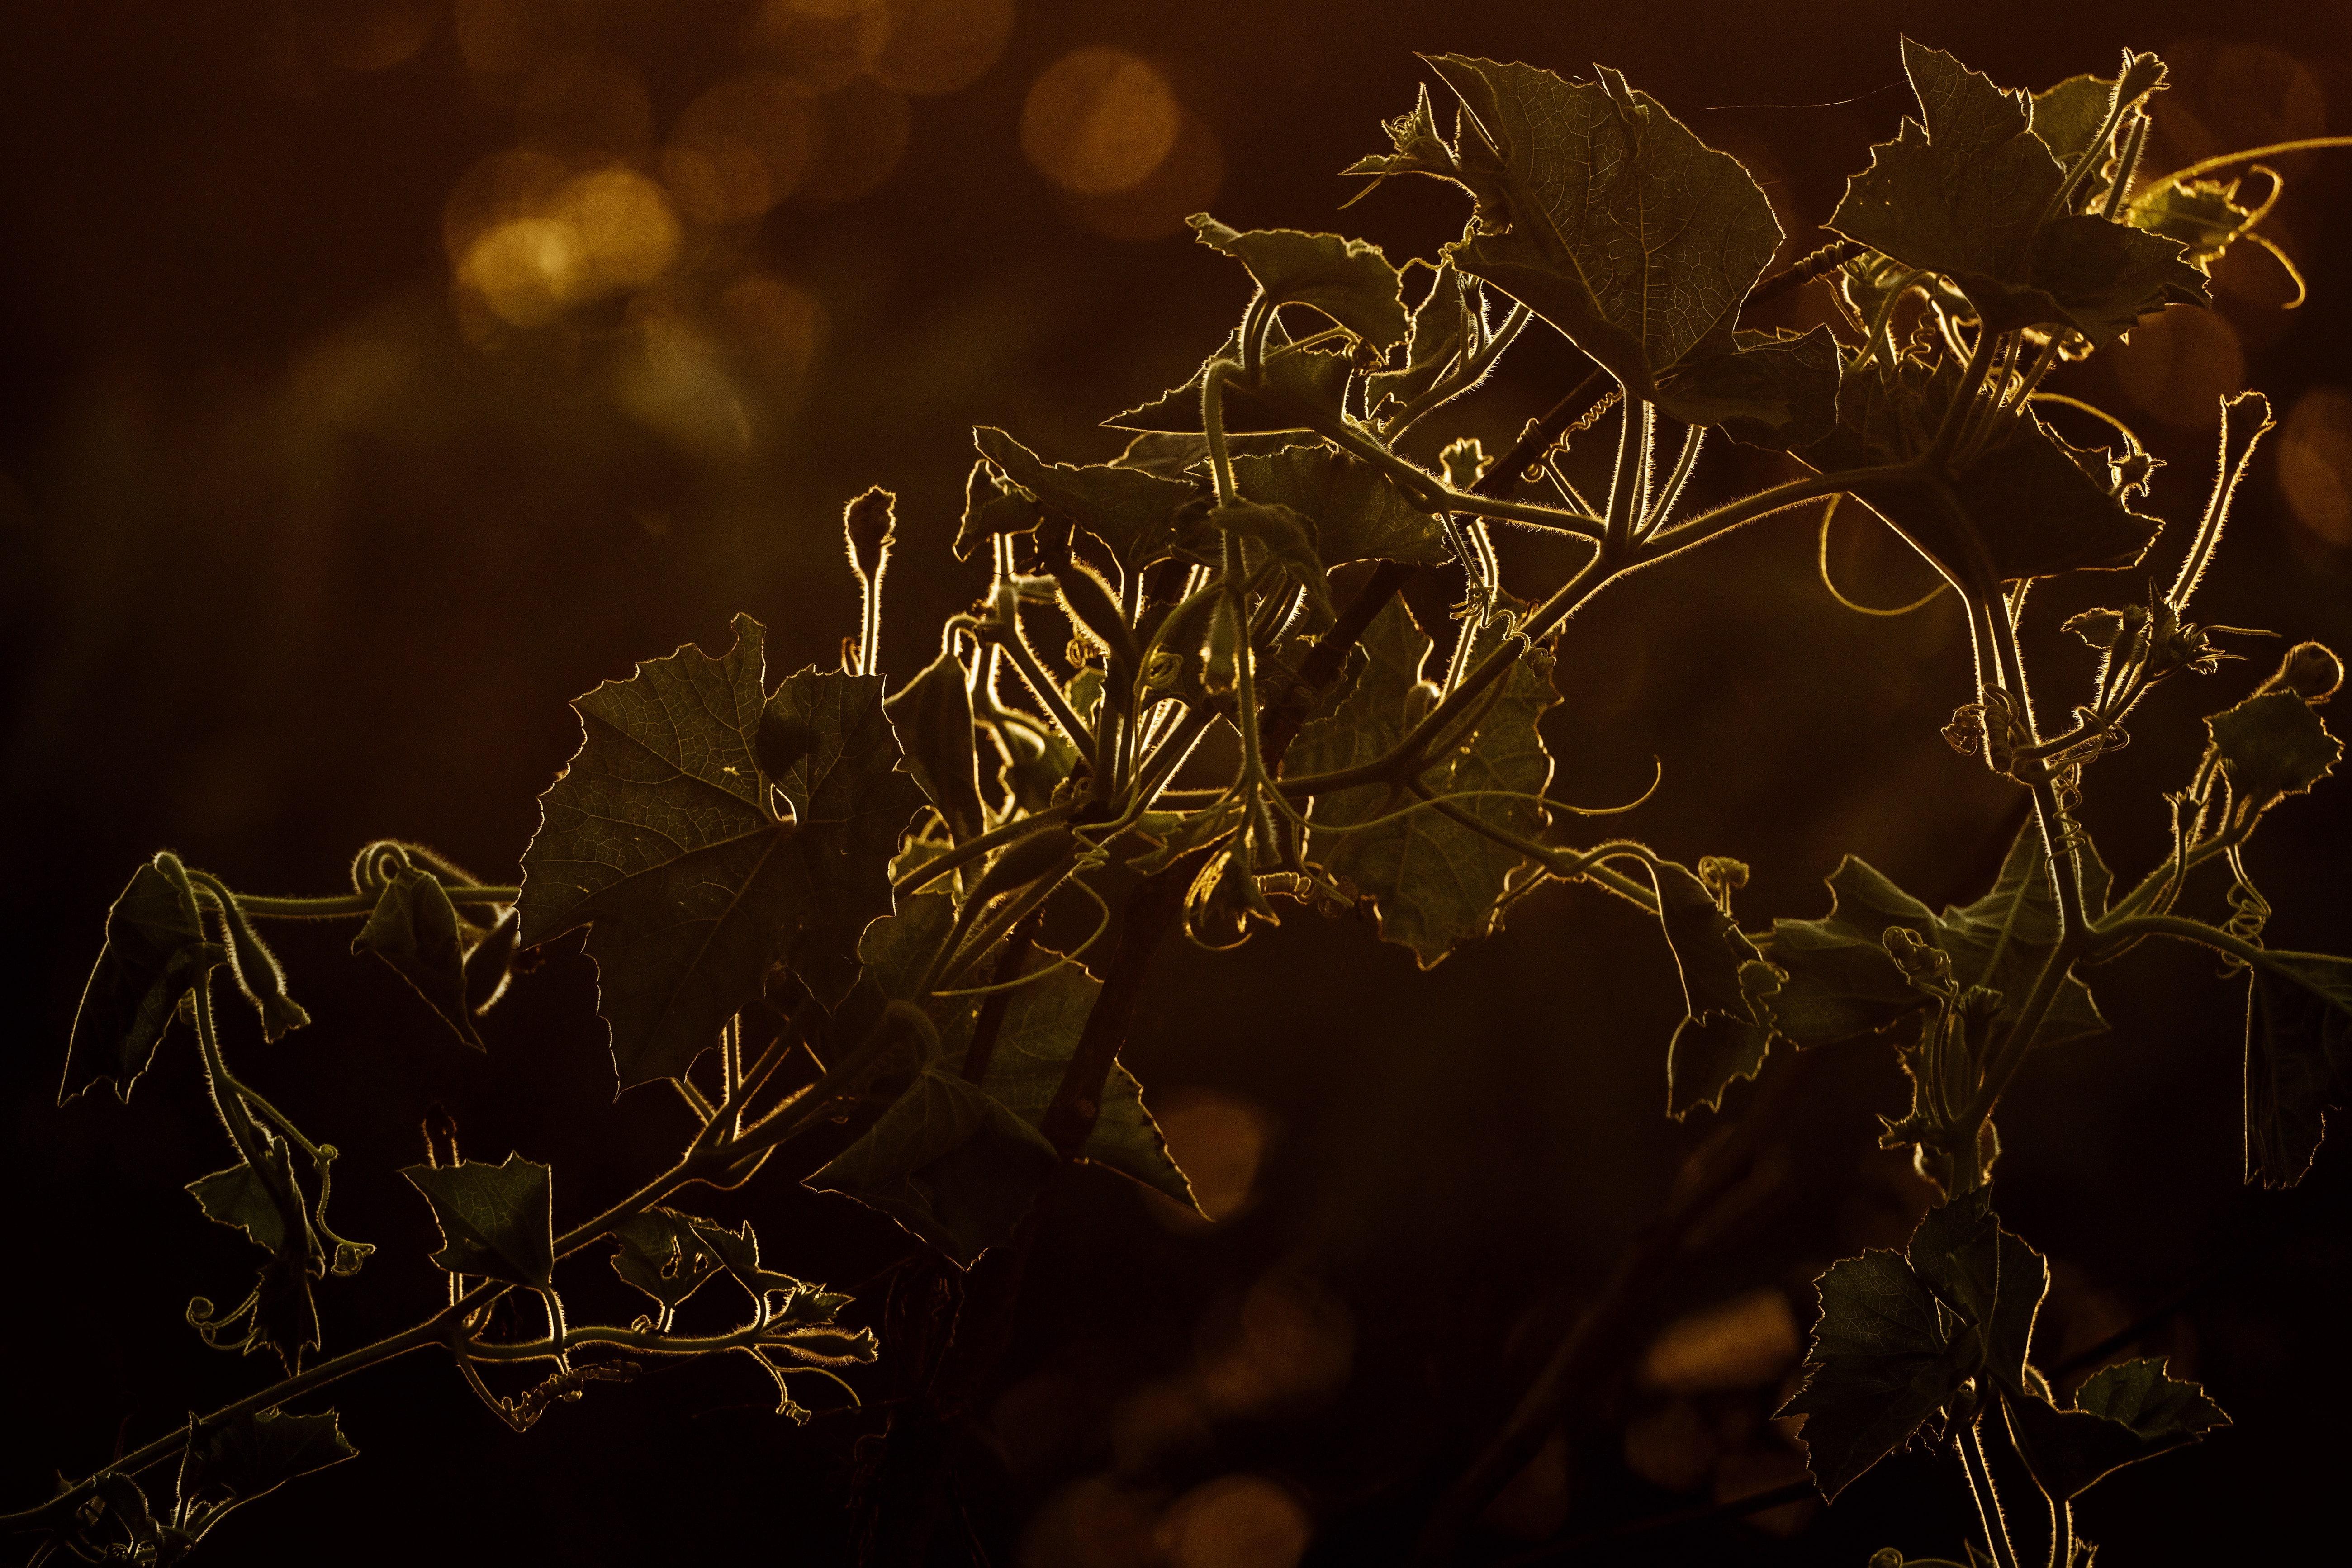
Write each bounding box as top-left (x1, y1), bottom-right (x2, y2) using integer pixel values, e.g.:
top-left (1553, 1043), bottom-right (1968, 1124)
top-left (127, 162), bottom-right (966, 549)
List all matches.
top-left (843, 487), bottom-right (896, 583)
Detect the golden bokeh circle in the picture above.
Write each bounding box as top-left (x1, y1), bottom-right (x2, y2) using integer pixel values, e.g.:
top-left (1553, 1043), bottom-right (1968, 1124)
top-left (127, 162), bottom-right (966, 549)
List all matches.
top-left (1021, 46), bottom-right (1181, 197)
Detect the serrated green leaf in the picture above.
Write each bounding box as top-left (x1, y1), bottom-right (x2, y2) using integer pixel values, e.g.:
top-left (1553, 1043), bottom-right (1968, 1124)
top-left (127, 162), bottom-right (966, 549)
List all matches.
top-left (1784, 1194), bottom-right (2050, 1499)
top-left (1653, 326), bottom-right (1842, 450)
top-left (2129, 178), bottom-right (2258, 271)
top-left (401, 1154), bottom-right (554, 1288)
top-left (1655, 862), bottom-right (1775, 1116)
top-left (1934, 822), bottom-right (2108, 1049)
top-left (2206, 690), bottom-right (2340, 814)
top-left (62, 859), bottom-right (223, 1104)
top-left (1826, 41), bottom-right (2203, 344)
top-left (2031, 73), bottom-right (2118, 168)
top-left (1106, 324), bottom-right (1354, 436)
top-left (1228, 445), bottom-right (1449, 566)
top-left (520, 616), bottom-right (920, 1087)
top-left (2243, 952), bottom-right (2352, 1188)
top-left (1778, 1249), bottom-right (1960, 1501)
top-left (609, 1206), bottom-right (726, 1312)
top-left (1375, 55), bottom-right (1780, 394)
top-left (352, 867), bottom-right (484, 1051)
top-left (180, 1409), bottom-right (356, 1511)
top-left (945, 950), bottom-right (1195, 1207)
top-left (974, 426), bottom-right (1198, 571)
top-left (1188, 213), bottom-right (1410, 350)
top-left (808, 1068), bottom-right (1058, 1266)
top-left (1290, 600), bottom-right (1557, 966)
top-left (2003, 1357), bottom-right (2227, 1501)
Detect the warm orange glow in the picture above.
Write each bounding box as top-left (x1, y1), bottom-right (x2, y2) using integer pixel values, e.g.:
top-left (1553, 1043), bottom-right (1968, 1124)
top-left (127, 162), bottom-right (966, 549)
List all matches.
top-left (517, 52), bottom-right (654, 164)
top-left (1639, 1287), bottom-right (1801, 1393)
top-left (1068, 109), bottom-right (1225, 241)
top-left (1160, 1476), bottom-right (1313, 1568)
top-left (2111, 304), bottom-right (2246, 429)
top-left (2277, 387), bottom-right (2352, 549)
top-left (1197, 1272), bottom-right (1353, 1415)
top-left (1149, 1088), bottom-right (1269, 1221)
top-left (664, 71), bottom-right (819, 224)
top-left (455, 167), bottom-right (679, 327)
top-left (802, 77), bottom-right (912, 203)
top-left (864, 0), bottom-right (1016, 96)
top-left (1022, 47), bottom-right (1181, 196)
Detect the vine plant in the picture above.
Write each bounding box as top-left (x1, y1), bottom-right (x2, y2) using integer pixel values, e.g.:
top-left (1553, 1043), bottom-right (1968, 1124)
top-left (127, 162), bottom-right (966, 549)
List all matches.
top-left (13, 37), bottom-right (2350, 1568)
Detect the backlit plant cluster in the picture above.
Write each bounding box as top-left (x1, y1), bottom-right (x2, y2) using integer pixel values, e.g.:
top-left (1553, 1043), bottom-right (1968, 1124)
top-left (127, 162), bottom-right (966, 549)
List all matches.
top-left (11, 38), bottom-right (2347, 1568)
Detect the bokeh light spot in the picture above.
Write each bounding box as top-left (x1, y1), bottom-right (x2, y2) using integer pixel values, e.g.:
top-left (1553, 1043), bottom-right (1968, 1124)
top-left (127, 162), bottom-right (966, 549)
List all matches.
top-left (2110, 304), bottom-right (2245, 430)
top-left (666, 72), bottom-right (819, 224)
top-left (864, 0), bottom-right (1016, 97)
top-left (460, 217), bottom-right (581, 327)
top-left (1160, 1476), bottom-right (1313, 1568)
top-left (1639, 1288), bottom-right (1800, 1393)
top-left (1197, 1271), bottom-right (1352, 1416)
top-left (552, 169), bottom-right (682, 292)
top-left (2276, 387), bottom-right (2352, 550)
top-left (1067, 108), bottom-right (1223, 241)
top-left (1022, 47), bottom-right (1180, 196)
top-left (444, 147), bottom-right (569, 267)
top-left (325, 2), bottom-right (437, 72)
top-left (719, 273), bottom-right (828, 382)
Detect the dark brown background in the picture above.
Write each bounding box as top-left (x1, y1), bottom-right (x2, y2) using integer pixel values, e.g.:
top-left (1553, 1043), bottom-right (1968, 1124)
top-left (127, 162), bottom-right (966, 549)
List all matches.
top-left (4, 2), bottom-right (2348, 1564)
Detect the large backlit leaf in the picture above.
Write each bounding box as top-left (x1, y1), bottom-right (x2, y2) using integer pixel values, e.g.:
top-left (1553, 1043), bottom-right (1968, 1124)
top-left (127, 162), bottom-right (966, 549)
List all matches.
top-left (62, 859), bottom-right (223, 1104)
top-left (1228, 445), bottom-right (1450, 566)
top-left (1654, 862), bottom-right (1775, 1116)
top-left (2243, 952), bottom-right (2352, 1188)
top-left (1290, 600), bottom-right (1557, 966)
top-left (948, 949), bottom-right (1194, 1206)
top-left (179, 1409), bottom-right (356, 1512)
top-left (1826, 41), bottom-right (2204, 344)
top-left (2205, 690), bottom-right (2340, 815)
top-left (883, 646), bottom-right (987, 841)
top-left (1106, 325), bottom-right (1354, 437)
top-left (1188, 213), bottom-right (1411, 350)
top-left (1353, 55), bottom-right (1780, 394)
top-left (974, 426), bottom-right (1199, 571)
top-left (808, 1069), bottom-right (1059, 1267)
top-left (521, 616), bottom-right (920, 1087)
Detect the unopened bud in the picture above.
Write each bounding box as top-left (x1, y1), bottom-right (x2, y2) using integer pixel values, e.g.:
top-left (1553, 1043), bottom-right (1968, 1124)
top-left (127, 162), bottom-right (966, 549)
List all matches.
top-left (2276, 640), bottom-right (2343, 704)
top-left (842, 487), bottom-right (896, 583)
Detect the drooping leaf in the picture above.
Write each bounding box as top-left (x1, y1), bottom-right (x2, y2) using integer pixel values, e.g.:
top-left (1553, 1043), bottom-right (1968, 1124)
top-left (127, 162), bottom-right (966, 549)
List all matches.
top-left (187, 1132), bottom-right (313, 1264)
top-left (687, 1216), bottom-right (849, 1325)
top-left (884, 646), bottom-right (987, 841)
top-left (62, 858), bottom-right (223, 1104)
top-left (1783, 1194), bottom-right (2050, 1499)
top-left (1653, 326), bottom-right (1843, 450)
top-left (1188, 213), bottom-right (1411, 350)
top-left (401, 1153), bottom-right (555, 1289)
top-left (352, 867), bottom-right (485, 1051)
top-left (2129, 178), bottom-right (2260, 272)
top-left (520, 616), bottom-right (920, 1086)
top-left (1668, 1011), bottom-right (1774, 1119)
top-left (954, 457), bottom-right (1046, 561)
top-left (2003, 1358), bottom-right (2228, 1501)
top-left (974, 426), bottom-right (1199, 571)
top-left (1365, 261), bottom-right (1473, 418)
top-left (1802, 349), bottom-right (2162, 583)
top-left (2243, 952), bottom-right (2352, 1188)
top-left (179, 1409), bottom-right (356, 1511)
top-left (945, 948), bottom-right (1195, 1206)
top-left (807, 1068), bottom-right (1059, 1266)
top-left (2205, 690), bottom-right (2340, 814)
top-left (1290, 600), bottom-right (1557, 966)
top-left (1826, 41), bottom-right (2204, 344)
top-left (1106, 324), bottom-right (1354, 437)
top-left (1227, 445), bottom-right (1450, 566)
top-left (1356, 56), bottom-right (1781, 395)
top-left (609, 1206), bottom-right (726, 1313)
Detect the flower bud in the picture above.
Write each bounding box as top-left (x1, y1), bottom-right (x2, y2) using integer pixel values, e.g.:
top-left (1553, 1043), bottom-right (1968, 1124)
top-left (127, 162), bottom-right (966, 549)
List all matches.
top-left (2276, 640), bottom-right (2343, 704)
top-left (842, 487), bottom-right (896, 583)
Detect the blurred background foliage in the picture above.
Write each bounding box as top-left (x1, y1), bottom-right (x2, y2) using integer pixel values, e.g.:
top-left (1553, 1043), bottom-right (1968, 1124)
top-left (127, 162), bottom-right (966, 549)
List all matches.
top-left (2, 2), bottom-right (2348, 1564)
